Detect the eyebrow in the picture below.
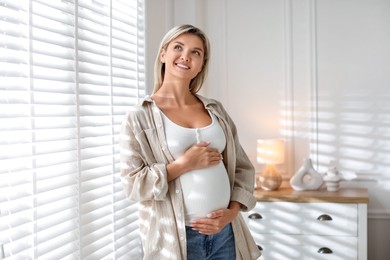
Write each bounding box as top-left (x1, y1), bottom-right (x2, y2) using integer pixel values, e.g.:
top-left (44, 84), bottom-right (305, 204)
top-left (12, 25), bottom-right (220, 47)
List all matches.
top-left (173, 40), bottom-right (204, 53)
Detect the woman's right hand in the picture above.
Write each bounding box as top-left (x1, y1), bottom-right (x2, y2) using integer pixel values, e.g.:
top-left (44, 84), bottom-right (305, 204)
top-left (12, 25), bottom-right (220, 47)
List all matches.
top-left (181, 141), bottom-right (223, 170)
top-left (166, 141), bottom-right (223, 181)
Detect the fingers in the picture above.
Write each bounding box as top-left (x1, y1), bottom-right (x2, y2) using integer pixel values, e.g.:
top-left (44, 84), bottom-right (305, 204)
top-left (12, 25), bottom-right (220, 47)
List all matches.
top-left (190, 220), bottom-right (223, 235)
top-left (195, 141), bottom-right (211, 147)
top-left (192, 225), bottom-right (221, 235)
top-left (184, 142), bottom-right (223, 170)
top-left (193, 141), bottom-right (219, 153)
top-left (194, 142), bottom-right (220, 155)
top-left (190, 209), bottom-right (229, 235)
top-left (206, 209), bottom-right (225, 219)
top-left (207, 152), bottom-right (223, 164)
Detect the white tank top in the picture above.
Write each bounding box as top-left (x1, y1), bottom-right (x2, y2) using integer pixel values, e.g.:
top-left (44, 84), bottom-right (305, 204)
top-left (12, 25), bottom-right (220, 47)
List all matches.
top-left (160, 110), bottom-right (231, 225)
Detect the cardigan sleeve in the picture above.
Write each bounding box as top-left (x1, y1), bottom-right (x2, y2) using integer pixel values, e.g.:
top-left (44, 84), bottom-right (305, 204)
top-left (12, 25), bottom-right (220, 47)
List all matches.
top-left (119, 108), bottom-right (169, 202)
top-left (212, 100), bottom-right (257, 212)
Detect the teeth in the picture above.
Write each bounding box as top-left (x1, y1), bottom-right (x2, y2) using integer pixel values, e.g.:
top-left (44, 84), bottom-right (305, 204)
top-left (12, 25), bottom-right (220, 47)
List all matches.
top-left (176, 63), bottom-right (189, 69)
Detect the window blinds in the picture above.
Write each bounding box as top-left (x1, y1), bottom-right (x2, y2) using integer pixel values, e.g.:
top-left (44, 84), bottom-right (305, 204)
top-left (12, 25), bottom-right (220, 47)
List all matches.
top-left (0, 0), bottom-right (145, 259)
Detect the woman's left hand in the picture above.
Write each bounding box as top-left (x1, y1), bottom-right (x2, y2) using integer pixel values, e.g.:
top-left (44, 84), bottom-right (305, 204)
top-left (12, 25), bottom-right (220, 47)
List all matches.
top-left (190, 201), bottom-right (241, 235)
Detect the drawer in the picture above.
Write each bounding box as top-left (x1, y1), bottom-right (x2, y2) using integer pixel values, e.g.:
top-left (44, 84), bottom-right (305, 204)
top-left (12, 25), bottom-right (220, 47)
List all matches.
top-left (254, 234), bottom-right (358, 260)
top-left (244, 202), bottom-right (358, 236)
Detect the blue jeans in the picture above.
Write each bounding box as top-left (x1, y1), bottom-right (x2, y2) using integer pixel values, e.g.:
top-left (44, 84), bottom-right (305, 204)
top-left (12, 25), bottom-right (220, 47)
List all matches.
top-left (186, 224), bottom-right (236, 260)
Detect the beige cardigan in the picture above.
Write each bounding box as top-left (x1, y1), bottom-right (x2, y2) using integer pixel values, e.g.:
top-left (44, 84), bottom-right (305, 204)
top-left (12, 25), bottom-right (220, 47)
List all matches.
top-left (120, 95), bottom-right (261, 260)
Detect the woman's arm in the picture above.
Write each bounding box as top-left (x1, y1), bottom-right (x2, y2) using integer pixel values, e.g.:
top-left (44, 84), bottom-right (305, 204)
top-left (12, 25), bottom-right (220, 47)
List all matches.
top-left (119, 111), bottom-right (169, 202)
top-left (216, 100), bottom-right (257, 212)
top-left (120, 109), bottom-right (223, 201)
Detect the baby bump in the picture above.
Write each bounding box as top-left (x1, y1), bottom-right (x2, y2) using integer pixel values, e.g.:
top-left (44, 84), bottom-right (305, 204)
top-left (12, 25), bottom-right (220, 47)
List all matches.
top-left (180, 163), bottom-right (231, 224)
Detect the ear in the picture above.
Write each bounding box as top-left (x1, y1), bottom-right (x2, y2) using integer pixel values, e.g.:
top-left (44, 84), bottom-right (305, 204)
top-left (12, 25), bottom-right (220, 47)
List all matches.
top-left (160, 49), bottom-right (166, 63)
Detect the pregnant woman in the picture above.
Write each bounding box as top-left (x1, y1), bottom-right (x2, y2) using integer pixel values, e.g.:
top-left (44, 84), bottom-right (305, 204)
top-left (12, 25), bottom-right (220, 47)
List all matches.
top-left (120, 24), bottom-right (260, 260)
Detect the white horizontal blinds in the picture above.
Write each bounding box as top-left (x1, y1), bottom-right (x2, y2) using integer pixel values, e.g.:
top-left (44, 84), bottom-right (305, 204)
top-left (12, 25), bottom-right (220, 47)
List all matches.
top-left (0, 1), bottom-right (34, 259)
top-left (77, 0), bottom-right (115, 259)
top-left (111, 1), bottom-right (144, 259)
top-left (77, 0), bottom-right (144, 259)
top-left (0, 0), bottom-right (145, 259)
top-left (31, 0), bottom-right (80, 259)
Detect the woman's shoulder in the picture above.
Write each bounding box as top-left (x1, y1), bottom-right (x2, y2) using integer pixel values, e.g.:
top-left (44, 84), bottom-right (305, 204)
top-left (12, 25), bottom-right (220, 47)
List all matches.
top-left (195, 94), bottom-right (236, 126)
top-left (124, 96), bottom-right (154, 120)
top-left (195, 94), bottom-right (223, 108)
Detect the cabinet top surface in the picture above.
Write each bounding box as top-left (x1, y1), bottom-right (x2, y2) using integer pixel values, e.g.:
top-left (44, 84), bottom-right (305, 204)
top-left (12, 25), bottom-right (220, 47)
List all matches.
top-left (254, 187), bottom-right (368, 203)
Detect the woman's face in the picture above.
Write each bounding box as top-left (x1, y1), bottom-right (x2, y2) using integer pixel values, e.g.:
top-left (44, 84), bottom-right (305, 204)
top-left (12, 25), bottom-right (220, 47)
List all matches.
top-left (160, 33), bottom-right (205, 82)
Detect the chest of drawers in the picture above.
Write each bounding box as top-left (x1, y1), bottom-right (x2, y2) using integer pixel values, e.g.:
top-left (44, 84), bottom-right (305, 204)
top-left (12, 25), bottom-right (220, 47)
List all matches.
top-left (245, 188), bottom-right (368, 260)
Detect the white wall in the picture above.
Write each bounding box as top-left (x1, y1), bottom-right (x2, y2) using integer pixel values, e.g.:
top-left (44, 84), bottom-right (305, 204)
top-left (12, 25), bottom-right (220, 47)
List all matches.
top-left (145, 1), bottom-right (390, 259)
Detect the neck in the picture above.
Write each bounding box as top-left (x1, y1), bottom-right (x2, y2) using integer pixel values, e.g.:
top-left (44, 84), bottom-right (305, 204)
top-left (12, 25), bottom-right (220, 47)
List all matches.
top-left (154, 81), bottom-right (195, 106)
top-left (153, 92), bottom-right (197, 108)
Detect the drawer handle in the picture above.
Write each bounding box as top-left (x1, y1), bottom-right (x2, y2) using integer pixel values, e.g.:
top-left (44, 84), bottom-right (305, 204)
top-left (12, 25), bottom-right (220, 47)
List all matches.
top-left (248, 213), bottom-right (263, 219)
top-left (317, 214), bottom-right (333, 221)
top-left (318, 247), bottom-right (333, 254)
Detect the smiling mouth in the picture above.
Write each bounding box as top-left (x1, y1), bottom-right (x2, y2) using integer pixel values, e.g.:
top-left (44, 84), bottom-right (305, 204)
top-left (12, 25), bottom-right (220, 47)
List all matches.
top-left (176, 63), bottom-right (190, 70)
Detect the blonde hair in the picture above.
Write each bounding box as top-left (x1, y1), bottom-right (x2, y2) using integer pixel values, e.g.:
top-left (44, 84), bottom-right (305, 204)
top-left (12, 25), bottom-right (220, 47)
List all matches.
top-left (152, 24), bottom-right (211, 94)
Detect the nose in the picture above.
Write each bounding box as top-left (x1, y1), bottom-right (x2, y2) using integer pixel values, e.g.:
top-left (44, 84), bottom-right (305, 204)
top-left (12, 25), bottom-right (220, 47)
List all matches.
top-left (181, 52), bottom-right (190, 62)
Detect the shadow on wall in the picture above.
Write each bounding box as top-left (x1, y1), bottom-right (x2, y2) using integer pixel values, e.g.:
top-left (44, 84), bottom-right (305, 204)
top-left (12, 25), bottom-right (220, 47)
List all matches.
top-left (281, 90), bottom-right (390, 214)
top-left (315, 92), bottom-right (390, 179)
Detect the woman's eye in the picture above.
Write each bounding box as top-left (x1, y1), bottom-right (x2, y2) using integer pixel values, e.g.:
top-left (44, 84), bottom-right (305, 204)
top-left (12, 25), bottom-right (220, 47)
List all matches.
top-left (174, 45), bottom-right (182, 50)
top-left (193, 50), bottom-right (200, 56)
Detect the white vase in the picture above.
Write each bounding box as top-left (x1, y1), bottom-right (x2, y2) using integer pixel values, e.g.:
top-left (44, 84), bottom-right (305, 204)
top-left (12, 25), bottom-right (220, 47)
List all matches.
top-left (290, 158), bottom-right (323, 191)
top-left (323, 166), bottom-right (342, 191)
